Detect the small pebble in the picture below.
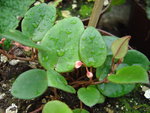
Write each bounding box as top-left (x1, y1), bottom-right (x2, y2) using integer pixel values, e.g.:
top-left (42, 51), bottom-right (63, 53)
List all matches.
top-left (42, 98), bottom-right (47, 104)
top-left (9, 60), bottom-right (20, 66)
top-left (72, 4), bottom-right (77, 9)
top-left (0, 54), bottom-right (8, 63)
top-left (144, 89), bottom-right (150, 99)
top-left (0, 93), bottom-right (5, 100)
top-left (104, 0), bottom-right (109, 6)
top-left (61, 10), bottom-right (71, 18)
top-left (2, 84), bottom-right (7, 88)
top-left (5, 103), bottom-right (18, 113)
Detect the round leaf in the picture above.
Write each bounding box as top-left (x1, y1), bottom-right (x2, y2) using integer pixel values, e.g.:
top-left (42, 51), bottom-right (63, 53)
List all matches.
top-left (42, 100), bottom-right (72, 113)
top-left (123, 50), bottom-right (150, 70)
top-left (22, 3), bottom-right (56, 41)
top-left (0, 0), bottom-right (35, 33)
top-left (11, 69), bottom-right (48, 99)
top-left (79, 26), bottom-right (107, 67)
top-left (77, 86), bottom-right (100, 107)
top-left (73, 109), bottom-right (89, 113)
top-left (97, 82), bottom-right (135, 97)
top-left (47, 69), bottom-right (76, 93)
top-left (108, 65), bottom-right (149, 84)
top-left (39, 17), bottom-right (84, 72)
top-left (111, 36), bottom-right (131, 59)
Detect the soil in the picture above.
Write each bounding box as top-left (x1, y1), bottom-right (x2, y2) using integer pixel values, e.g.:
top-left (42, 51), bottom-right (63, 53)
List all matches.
top-left (0, 58), bottom-right (150, 113)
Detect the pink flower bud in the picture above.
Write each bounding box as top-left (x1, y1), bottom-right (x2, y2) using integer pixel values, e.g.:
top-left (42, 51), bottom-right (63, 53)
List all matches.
top-left (12, 42), bottom-right (21, 46)
top-left (75, 61), bottom-right (83, 69)
top-left (22, 46), bottom-right (31, 51)
top-left (86, 71), bottom-right (93, 78)
top-left (0, 38), bottom-right (6, 44)
top-left (13, 42), bottom-right (31, 51)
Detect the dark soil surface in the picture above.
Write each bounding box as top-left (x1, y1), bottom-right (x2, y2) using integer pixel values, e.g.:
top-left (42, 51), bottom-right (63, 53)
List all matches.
top-left (0, 59), bottom-right (150, 113)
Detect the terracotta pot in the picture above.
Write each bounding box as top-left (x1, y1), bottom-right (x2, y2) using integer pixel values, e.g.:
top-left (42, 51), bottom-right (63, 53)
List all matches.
top-left (128, 0), bottom-right (150, 59)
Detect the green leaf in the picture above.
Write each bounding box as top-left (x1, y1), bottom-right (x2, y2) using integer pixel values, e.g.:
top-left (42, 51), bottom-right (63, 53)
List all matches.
top-left (73, 109), bottom-right (89, 113)
top-left (111, 0), bottom-right (125, 5)
top-left (111, 36), bottom-right (131, 59)
top-left (96, 56), bottom-right (112, 81)
top-left (123, 50), bottom-right (150, 70)
top-left (11, 69), bottom-right (48, 99)
top-left (77, 86), bottom-right (100, 107)
top-left (102, 36), bottom-right (118, 55)
top-left (39, 17), bottom-right (84, 72)
top-left (42, 100), bottom-right (73, 113)
top-left (108, 65), bottom-right (149, 84)
top-left (0, 0), bottom-right (35, 33)
top-left (97, 94), bottom-right (105, 104)
top-left (47, 69), bottom-right (76, 93)
top-left (1, 30), bottom-right (47, 50)
top-left (79, 26), bottom-right (107, 67)
top-left (97, 82), bottom-right (135, 97)
top-left (22, 3), bottom-right (56, 42)
top-left (146, 0), bottom-right (150, 19)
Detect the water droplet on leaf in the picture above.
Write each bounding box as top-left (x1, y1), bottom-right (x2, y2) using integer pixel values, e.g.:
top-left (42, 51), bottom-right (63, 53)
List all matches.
top-left (57, 49), bottom-right (65, 57)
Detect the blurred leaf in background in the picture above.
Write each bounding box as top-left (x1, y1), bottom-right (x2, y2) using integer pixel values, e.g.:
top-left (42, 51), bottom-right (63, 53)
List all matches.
top-left (0, 0), bottom-right (35, 33)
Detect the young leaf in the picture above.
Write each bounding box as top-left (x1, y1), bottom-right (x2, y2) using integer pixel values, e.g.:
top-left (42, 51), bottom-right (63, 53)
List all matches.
top-left (102, 36), bottom-right (118, 55)
top-left (22, 3), bottom-right (56, 42)
top-left (97, 82), bottom-right (135, 97)
top-left (123, 50), bottom-right (150, 70)
top-left (108, 65), bottom-right (149, 84)
top-left (42, 100), bottom-right (73, 113)
top-left (0, 0), bottom-right (35, 33)
top-left (1, 30), bottom-right (46, 50)
top-left (77, 86), bottom-right (100, 107)
top-left (38, 17), bottom-right (84, 72)
top-left (111, 36), bottom-right (131, 59)
top-left (11, 69), bottom-right (48, 99)
top-left (73, 109), bottom-right (89, 113)
top-left (47, 69), bottom-right (76, 93)
top-left (79, 26), bottom-right (107, 67)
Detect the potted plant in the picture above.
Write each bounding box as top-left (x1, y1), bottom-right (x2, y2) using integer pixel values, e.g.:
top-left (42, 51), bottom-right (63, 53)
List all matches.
top-left (0, 0), bottom-right (149, 113)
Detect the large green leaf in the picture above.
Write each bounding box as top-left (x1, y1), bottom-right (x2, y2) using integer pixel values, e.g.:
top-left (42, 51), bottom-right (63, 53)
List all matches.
top-left (47, 69), bottom-right (76, 93)
top-left (102, 36), bottom-right (118, 55)
top-left (11, 69), bottom-right (48, 99)
top-left (79, 26), bottom-right (107, 67)
top-left (39, 17), bottom-right (84, 72)
top-left (0, 0), bottom-right (35, 33)
top-left (96, 56), bottom-right (112, 81)
top-left (42, 100), bottom-right (73, 113)
top-left (108, 65), bottom-right (149, 84)
top-left (22, 3), bottom-right (56, 42)
top-left (1, 30), bottom-right (47, 50)
top-left (111, 36), bottom-right (130, 59)
top-left (123, 50), bottom-right (150, 70)
top-left (97, 82), bottom-right (135, 97)
top-left (73, 109), bottom-right (89, 113)
top-left (77, 86), bottom-right (101, 107)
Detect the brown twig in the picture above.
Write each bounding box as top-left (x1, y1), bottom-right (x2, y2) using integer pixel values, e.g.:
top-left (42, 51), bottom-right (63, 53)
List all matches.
top-left (0, 49), bottom-right (35, 61)
top-left (29, 105), bottom-right (43, 113)
top-left (88, 0), bottom-right (105, 27)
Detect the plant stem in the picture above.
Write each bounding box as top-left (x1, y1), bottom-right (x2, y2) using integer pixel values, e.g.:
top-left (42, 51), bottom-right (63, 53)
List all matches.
top-left (88, 0), bottom-right (105, 27)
